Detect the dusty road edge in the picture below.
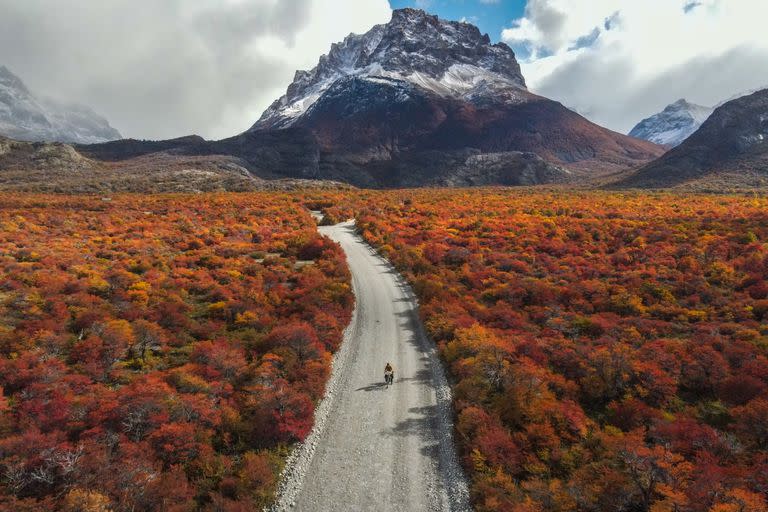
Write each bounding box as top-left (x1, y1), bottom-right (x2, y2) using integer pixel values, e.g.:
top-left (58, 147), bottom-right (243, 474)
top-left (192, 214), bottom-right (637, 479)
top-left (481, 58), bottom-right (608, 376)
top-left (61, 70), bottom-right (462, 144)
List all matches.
top-left (267, 223), bottom-right (362, 512)
top-left (267, 220), bottom-right (471, 511)
top-left (389, 260), bottom-right (472, 510)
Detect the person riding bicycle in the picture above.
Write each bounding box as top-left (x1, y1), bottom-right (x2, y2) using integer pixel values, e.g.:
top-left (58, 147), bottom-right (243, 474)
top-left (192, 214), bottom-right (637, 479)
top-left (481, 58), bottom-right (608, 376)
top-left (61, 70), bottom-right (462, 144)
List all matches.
top-left (384, 362), bottom-right (394, 385)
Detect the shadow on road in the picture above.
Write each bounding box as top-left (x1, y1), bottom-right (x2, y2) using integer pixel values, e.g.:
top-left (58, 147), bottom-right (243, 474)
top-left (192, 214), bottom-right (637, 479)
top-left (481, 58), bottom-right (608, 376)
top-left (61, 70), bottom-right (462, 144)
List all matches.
top-left (384, 405), bottom-right (442, 460)
top-left (337, 224), bottom-right (358, 236)
top-left (394, 310), bottom-right (430, 355)
top-left (355, 381), bottom-right (388, 392)
top-left (373, 262), bottom-right (400, 275)
top-left (356, 368), bottom-right (431, 392)
top-left (386, 405), bottom-right (437, 436)
top-left (396, 368), bottom-right (432, 384)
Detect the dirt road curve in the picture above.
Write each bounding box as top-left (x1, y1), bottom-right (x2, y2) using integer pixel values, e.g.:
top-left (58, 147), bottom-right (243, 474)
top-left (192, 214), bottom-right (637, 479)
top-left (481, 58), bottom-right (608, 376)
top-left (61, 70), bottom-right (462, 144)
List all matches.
top-left (271, 221), bottom-right (470, 512)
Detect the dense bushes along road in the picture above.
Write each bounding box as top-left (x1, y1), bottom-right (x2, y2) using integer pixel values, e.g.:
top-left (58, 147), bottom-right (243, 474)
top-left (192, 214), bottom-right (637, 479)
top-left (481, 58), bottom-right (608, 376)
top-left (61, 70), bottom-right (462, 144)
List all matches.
top-left (0, 194), bottom-right (353, 510)
top-left (345, 190), bottom-right (768, 512)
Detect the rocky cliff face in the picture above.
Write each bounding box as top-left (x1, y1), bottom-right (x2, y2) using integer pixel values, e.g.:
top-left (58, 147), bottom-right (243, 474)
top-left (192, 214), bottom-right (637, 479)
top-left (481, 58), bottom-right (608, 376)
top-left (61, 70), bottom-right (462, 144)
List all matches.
top-left (252, 8), bottom-right (526, 130)
top-left (243, 8), bottom-right (662, 183)
top-left (0, 66), bottom-right (121, 144)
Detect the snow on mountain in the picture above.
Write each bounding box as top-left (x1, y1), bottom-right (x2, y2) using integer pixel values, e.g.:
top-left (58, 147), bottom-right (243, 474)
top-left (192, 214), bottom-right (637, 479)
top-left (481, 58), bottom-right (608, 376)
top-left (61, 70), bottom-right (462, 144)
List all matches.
top-left (615, 89), bottom-right (768, 189)
top-left (629, 99), bottom-right (713, 147)
top-left (0, 65), bottom-right (121, 144)
top-left (251, 8), bottom-right (527, 130)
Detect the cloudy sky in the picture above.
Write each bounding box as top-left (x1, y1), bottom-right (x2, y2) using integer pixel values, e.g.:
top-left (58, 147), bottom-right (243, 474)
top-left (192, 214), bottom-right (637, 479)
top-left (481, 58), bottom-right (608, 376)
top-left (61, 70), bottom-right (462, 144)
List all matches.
top-left (2, 0), bottom-right (767, 139)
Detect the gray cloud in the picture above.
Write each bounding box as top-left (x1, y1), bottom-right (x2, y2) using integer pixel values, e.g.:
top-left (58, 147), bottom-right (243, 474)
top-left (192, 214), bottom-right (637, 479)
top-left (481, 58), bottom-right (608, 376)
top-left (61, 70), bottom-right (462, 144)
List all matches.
top-left (525, 0), bottom-right (568, 52)
top-left (509, 0), bottom-right (768, 135)
top-left (533, 45), bottom-right (768, 134)
top-left (0, 0), bottom-right (390, 140)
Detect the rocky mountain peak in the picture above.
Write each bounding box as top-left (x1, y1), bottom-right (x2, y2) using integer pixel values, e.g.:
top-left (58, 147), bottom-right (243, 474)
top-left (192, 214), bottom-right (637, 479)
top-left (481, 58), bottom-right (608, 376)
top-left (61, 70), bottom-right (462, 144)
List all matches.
top-left (251, 8), bottom-right (526, 131)
top-left (386, 7), bottom-right (492, 52)
top-left (390, 7), bottom-right (433, 22)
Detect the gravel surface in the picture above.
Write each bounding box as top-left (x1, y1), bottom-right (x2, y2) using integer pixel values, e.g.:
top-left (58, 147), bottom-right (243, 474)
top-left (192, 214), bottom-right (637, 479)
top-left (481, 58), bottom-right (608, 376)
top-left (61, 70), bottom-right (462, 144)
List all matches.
top-left (269, 221), bottom-right (471, 512)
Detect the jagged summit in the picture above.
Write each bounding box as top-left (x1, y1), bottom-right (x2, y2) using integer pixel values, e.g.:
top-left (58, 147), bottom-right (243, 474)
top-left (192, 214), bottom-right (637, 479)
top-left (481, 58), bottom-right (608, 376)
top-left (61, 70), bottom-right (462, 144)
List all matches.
top-left (251, 8), bottom-right (527, 130)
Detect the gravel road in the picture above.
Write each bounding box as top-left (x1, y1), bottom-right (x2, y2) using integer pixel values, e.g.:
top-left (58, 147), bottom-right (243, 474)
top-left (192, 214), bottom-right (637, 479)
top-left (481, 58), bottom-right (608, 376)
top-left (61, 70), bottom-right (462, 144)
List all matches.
top-left (270, 221), bottom-right (470, 512)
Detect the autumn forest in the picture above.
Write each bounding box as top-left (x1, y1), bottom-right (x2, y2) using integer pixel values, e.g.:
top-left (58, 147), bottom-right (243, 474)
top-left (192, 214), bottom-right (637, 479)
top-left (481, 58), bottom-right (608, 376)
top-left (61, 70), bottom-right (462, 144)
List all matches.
top-left (0, 194), bottom-right (353, 511)
top-left (2, 190), bottom-right (768, 511)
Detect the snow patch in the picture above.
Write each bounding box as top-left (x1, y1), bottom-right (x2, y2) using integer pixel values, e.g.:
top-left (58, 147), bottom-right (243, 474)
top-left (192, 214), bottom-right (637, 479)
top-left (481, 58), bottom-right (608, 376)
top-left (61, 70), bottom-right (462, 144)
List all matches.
top-left (251, 9), bottom-right (527, 131)
top-left (629, 99), bottom-right (714, 147)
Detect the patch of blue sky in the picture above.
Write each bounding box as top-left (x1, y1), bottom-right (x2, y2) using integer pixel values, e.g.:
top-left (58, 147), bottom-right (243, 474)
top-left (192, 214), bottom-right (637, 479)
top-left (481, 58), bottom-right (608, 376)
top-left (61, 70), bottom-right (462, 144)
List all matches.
top-left (388, 0), bottom-right (527, 43)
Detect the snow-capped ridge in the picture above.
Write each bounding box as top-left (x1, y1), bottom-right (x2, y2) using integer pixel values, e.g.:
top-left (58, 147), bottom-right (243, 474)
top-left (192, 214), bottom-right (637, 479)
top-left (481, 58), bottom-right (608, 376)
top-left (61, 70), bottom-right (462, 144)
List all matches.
top-left (251, 8), bottom-right (527, 131)
top-left (629, 99), bottom-right (713, 147)
top-left (630, 88), bottom-right (768, 148)
top-left (715, 85), bottom-right (768, 108)
top-left (0, 65), bottom-right (121, 144)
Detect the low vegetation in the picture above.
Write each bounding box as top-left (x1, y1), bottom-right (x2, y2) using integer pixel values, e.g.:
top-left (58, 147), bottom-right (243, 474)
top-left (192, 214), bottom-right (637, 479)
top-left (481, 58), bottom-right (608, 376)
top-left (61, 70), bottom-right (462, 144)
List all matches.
top-left (347, 190), bottom-right (768, 511)
top-left (0, 194), bottom-right (353, 511)
top-left (2, 189), bottom-right (768, 511)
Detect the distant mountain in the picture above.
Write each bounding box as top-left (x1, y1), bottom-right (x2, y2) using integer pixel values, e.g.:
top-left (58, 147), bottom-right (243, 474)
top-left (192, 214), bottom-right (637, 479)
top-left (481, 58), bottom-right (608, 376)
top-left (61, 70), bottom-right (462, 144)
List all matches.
top-left (613, 89), bottom-right (768, 190)
top-left (242, 8), bottom-right (662, 185)
top-left (629, 87), bottom-right (768, 148)
top-left (1, 9), bottom-right (664, 190)
top-left (629, 99), bottom-right (713, 147)
top-left (0, 65), bottom-right (121, 144)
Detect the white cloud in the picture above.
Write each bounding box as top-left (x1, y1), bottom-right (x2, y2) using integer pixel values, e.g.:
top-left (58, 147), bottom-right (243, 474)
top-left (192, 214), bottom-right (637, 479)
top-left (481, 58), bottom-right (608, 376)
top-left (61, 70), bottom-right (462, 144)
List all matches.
top-left (503, 0), bottom-right (768, 133)
top-left (0, 0), bottom-right (391, 140)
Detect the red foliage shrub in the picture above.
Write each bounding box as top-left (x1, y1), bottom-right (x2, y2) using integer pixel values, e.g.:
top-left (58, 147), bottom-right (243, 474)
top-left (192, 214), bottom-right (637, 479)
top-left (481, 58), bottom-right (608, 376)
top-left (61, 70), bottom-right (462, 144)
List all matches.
top-left (0, 194), bottom-right (352, 509)
top-left (351, 190), bottom-right (768, 511)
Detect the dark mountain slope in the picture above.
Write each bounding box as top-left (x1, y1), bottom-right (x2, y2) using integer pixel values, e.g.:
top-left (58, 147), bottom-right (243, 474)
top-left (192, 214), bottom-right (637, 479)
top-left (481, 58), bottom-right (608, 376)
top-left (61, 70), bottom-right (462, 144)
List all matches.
top-left (613, 89), bottom-right (768, 189)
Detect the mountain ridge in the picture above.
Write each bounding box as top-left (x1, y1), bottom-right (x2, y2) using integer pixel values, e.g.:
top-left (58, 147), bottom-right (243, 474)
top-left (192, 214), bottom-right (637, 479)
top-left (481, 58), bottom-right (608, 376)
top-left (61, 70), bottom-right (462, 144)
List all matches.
top-left (613, 89), bottom-right (768, 190)
top-left (628, 86), bottom-right (768, 149)
top-left (0, 9), bottom-right (664, 190)
top-left (629, 99), bottom-right (713, 147)
top-left (0, 66), bottom-right (121, 144)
